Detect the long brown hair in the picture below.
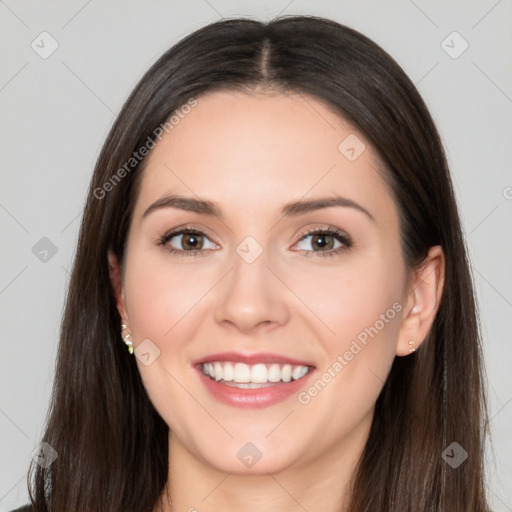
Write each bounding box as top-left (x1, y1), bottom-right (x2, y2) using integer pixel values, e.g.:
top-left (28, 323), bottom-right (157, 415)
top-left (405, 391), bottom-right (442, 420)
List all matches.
top-left (27, 15), bottom-right (490, 511)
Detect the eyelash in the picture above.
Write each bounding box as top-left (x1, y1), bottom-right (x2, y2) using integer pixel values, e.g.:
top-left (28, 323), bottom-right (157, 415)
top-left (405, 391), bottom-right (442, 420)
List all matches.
top-left (157, 225), bottom-right (353, 258)
top-left (157, 227), bottom-right (214, 259)
top-left (297, 226), bottom-right (353, 258)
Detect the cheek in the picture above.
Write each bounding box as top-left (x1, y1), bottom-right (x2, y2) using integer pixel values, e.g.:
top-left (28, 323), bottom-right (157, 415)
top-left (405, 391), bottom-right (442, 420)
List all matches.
top-left (123, 249), bottom-right (215, 345)
top-left (288, 253), bottom-right (404, 352)
top-left (293, 255), bottom-right (403, 405)
top-left (296, 257), bottom-right (403, 419)
top-left (122, 251), bottom-right (212, 437)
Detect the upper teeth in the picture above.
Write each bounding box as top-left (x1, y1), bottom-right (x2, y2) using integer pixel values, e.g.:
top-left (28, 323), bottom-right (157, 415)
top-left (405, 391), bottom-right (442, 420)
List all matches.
top-left (202, 362), bottom-right (310, 384)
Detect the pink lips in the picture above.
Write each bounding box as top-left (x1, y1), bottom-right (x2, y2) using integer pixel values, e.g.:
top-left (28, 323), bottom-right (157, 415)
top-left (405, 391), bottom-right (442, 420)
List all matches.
top-left (193, 351), bottom-right (315, 409)
top-left (192, 351), bottom-right (314, 367)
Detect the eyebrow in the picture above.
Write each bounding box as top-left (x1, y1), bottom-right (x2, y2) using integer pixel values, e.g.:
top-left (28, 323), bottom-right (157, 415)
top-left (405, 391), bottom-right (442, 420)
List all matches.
top-left (142, 194), bottom-right (375, 223)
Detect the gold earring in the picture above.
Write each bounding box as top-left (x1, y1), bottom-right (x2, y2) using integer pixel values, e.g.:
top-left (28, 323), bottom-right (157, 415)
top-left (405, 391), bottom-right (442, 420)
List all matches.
top-left (408, 340), bottom-right (415, 354)
top-left (121, 323), bottom-right (134, 355)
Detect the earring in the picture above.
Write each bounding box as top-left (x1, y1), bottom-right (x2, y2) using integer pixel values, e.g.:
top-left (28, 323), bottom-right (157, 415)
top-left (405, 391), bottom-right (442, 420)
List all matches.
top-left (121, 323), bottom-right (134, 355)
top-left (408, 340), bottom-right (415, 354)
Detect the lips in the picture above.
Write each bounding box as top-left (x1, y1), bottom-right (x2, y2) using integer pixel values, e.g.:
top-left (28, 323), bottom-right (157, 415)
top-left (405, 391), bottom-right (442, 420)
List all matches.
top-left (194, 351), bottom-right (314, 367)
top-left (193, 352), bottom-right (316, 408)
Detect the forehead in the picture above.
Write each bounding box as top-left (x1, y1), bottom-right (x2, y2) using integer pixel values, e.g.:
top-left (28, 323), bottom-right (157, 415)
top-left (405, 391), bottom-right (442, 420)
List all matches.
top-left (134, 90), bottom-right (396, 225)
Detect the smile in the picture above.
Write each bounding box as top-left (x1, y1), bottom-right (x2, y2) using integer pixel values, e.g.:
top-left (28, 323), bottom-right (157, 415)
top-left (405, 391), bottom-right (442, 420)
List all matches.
top-left (194, 352), bottom-right (316, 408)
top-left (201, 361), bottom-right (311, 388)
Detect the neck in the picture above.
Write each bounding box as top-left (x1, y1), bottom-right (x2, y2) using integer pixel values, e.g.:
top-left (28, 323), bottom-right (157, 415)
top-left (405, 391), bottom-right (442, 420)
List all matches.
top-left (155, 411), bottom-right (372, 512)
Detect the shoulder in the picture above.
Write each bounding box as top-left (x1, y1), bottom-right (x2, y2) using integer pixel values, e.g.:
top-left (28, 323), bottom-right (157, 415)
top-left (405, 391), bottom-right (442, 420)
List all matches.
top-left (9, 506), bottom-right (32, 512)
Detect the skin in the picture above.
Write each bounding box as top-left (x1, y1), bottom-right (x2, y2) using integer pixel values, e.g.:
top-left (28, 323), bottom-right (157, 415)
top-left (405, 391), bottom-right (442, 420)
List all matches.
top-left (109, 89), bottom-right (445, 512)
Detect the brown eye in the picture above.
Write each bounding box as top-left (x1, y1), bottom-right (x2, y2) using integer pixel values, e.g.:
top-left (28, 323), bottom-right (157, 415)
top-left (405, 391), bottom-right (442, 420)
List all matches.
top-left (181, 233), bottom-right (203, 250)
top-left (159, 228), bottom-right (218, 256)
top-left (310, 234), bottom-right (335, 251)
top-left (294, 228), bottom-right (352, 257)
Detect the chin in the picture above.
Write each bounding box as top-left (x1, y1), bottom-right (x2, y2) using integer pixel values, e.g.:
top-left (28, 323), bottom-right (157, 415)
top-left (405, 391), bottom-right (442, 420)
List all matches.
top-left (204, 449), bottom-right (297, 476)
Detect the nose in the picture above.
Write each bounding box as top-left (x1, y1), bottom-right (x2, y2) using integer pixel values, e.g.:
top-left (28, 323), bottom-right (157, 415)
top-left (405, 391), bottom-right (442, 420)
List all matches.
top-left (213, 247), bottom-right (290, 334)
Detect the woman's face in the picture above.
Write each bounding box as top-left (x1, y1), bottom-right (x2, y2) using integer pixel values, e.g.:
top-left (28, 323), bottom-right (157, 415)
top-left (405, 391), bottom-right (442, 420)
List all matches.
top-left (115, 89), bottom-right (419, 475)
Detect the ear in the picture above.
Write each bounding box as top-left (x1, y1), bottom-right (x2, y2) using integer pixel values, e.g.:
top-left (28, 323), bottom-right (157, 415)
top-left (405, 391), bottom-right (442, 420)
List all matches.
top-left (108, 250), bottom-right (128, 322)
top-left (396, 245), bottom-right (445, 356)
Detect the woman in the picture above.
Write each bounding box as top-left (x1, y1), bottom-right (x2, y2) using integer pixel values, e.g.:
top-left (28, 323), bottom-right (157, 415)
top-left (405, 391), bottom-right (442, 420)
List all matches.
top-left (16, 15), bottom-right (490, 512)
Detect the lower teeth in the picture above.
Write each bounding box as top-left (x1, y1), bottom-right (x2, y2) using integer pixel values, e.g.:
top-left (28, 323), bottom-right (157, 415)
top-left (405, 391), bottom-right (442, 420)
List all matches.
top-left (221, 380), bottom-right (282, 389)
top-left (204, 376), bottom-right (301, 388)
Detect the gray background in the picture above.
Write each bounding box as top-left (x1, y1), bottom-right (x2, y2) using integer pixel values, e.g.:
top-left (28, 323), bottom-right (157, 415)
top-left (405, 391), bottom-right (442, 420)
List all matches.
top-left (1, 0), bottom-right (511, 510)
